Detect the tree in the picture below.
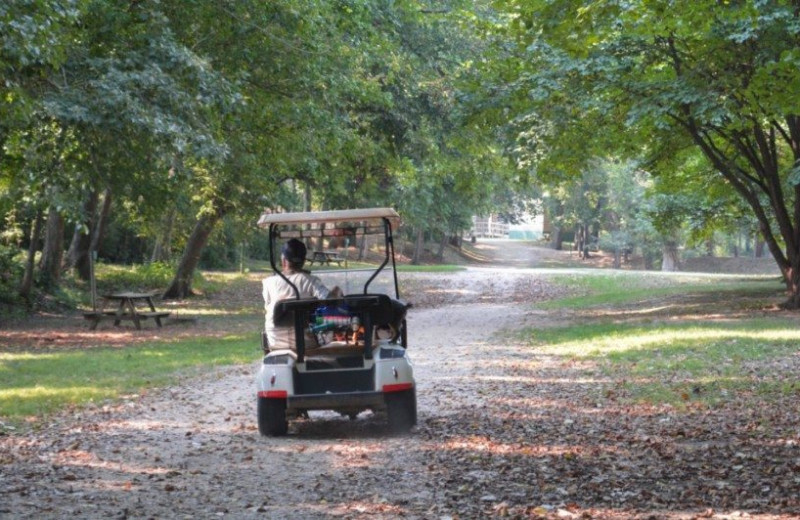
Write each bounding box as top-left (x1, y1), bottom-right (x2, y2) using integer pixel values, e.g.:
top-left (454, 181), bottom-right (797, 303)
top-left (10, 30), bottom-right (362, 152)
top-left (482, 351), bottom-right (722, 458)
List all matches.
top-left (488, 1), bottom-right (800, 307)
top-left (1, 0), bottom-right (231, 302)
top-left (159, 0), bottom-right (358, 297)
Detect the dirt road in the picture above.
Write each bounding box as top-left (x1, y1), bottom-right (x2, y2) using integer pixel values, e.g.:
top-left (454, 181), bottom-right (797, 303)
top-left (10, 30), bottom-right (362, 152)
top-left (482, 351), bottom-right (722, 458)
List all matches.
top-left (2, 251), bottom-right (553, 519)
top-left (2, 241), bottom-right (798, 519)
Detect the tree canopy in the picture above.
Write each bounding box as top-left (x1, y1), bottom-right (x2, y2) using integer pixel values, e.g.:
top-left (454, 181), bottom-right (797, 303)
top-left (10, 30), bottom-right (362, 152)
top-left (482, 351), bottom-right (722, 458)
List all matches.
top-left (4, 1), bottom-right (800, 308)
top-left (1, 0), bottom-right (526, 303)
top-left (483, 0), bottom-right (800, 306)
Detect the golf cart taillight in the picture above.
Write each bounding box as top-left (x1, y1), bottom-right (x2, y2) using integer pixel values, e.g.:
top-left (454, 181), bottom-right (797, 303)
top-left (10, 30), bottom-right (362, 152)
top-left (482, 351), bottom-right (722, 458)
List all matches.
top-left (258, 390), bottom-right (288, 398)
top-left (382, 383), bottom-right (413, 393)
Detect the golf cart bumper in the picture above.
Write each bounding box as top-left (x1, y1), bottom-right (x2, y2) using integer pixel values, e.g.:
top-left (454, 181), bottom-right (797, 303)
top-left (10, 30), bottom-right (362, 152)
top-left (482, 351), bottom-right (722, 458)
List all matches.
top-left (287, 391), bottom-right (386, 411)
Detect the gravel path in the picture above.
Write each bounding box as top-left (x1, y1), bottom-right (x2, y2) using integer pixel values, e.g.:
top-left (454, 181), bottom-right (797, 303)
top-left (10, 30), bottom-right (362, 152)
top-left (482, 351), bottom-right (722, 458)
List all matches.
top-left (2, 265), bottom-right (558, 519)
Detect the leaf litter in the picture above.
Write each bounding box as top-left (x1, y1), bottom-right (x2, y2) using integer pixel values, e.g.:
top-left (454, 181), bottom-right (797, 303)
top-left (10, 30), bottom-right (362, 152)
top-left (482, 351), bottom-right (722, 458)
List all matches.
top-left (1, 242), bottom-right (799, 519)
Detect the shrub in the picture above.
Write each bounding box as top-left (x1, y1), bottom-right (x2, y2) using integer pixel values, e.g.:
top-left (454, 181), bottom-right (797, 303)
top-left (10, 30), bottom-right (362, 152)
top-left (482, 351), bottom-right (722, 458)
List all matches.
top-left (95, 262), bottom-right (179, 293)
top-left (0, 245), bottom-right (23, 306)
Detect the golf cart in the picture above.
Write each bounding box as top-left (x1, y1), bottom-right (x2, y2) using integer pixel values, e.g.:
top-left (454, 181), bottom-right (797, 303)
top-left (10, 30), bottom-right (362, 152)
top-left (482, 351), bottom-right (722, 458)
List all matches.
top-left (255, 208), bottom-right (417, 436)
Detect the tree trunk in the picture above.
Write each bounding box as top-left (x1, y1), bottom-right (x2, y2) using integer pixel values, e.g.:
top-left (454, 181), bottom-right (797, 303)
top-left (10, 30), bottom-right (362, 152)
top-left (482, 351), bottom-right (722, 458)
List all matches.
top-left (613, 248), bottom-right (621, 269)
top-left (66, 190), bottom-right (99, 281)
top-left (643, 251), bottom-right (654, 270)
top-left (18, 210), bottom-right (44, 300)
top-left (303, 183), bottom-right (312, 212)
top-left (575, 224), bottom-right (585, 258)
top-left (754, 234), bottom-right (765, 258)
top-left (411, 228), bottom-right (424, 265)
top-left (549, 227), bottom-right (563, 250)
top-left (162, 212), bottom-right (221, 299)
top-left (661, 241), bottom-right (680, 272)
top-left (357, 232), bottom-right (367, 261)
top-left (436, 231), bottom-right (447, 260)
top-left (89, 188), bottom-right (112, 256)
top-left (151, 206), bottom-right (177, 263)
top-left (39, 206), bottom-right (64, 288)
top-left (783, 265), bottom-right (800, 309)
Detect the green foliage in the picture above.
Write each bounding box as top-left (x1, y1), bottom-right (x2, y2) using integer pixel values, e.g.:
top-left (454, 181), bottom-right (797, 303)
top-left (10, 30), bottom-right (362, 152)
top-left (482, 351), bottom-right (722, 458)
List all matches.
top-left (94, 262), bottom-right (183, 294)
top-left (0, 0), bottom-right (517, 304)
top-left (0, 244), bottom-right (23, 306)
top-left (487, 0), bottom-right (800, 296)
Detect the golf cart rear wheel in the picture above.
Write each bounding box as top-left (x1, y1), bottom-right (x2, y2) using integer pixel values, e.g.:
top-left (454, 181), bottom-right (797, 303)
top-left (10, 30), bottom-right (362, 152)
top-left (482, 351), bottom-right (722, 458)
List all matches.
top-left (258, 397), bottom-right (288, 436)
top-left (386, 389), bottom-right (417, 433)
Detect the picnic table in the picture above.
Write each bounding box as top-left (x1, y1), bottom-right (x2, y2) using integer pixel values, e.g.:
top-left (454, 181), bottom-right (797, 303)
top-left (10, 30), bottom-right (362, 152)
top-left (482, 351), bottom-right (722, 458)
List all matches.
top-left (83, 291), bottom-right (170, 330)
top-left (307, 250), bottom-right (344, 266)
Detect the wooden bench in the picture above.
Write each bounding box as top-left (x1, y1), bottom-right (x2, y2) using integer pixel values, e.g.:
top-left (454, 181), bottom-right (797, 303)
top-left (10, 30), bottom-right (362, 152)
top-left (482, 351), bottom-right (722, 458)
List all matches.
top-left (307, 250), bottom-right (343, 266)
top-left (83, 311), bottom-right (171, 330)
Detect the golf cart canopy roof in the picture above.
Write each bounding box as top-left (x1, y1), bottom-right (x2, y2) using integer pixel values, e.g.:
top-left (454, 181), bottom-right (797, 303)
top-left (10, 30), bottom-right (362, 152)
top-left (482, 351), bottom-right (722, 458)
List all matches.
top-left (257, 208), bottom-right (401, 229)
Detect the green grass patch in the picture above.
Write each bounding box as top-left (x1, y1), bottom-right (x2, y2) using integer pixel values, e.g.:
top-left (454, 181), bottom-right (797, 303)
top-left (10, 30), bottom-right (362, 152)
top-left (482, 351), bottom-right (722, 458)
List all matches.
top-left (539, 272), bottom-right (780, 309)
top-left (522, 318), bottom-right (800, 406)
top-left (0, 334), bottom-right (260, 430)
top-left (396, 264), bottom-right (465, 273)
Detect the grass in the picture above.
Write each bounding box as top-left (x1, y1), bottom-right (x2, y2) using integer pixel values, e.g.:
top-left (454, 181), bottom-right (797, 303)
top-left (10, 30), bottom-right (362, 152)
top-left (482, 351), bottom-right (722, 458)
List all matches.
top-left (538, 272), bottom-right (781, 309)
top-left (524, 319), bottom-right (800, 406)
top-left (0, 334), bottom-right (259, 430)
top-left (521, 272), bottom-right (798, 407)
top-left (0, 256), bottom-right (463, 432)
top-left (521, 272), bottom-right (800, 406)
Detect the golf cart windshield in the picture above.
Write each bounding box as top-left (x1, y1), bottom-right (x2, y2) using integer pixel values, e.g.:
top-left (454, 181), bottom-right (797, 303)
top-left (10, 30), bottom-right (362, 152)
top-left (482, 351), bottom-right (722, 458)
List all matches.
top-left (257, 208), bottom-right (402, 299)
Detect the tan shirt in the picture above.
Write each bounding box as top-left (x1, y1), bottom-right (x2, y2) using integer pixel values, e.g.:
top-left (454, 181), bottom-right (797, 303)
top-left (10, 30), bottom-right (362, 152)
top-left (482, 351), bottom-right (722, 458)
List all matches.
top-left (263, 271), bottom-right (332, 350)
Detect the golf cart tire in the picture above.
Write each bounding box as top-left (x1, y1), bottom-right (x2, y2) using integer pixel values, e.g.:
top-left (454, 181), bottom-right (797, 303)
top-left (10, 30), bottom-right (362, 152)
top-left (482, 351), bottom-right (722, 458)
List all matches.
top-left (258, 397), bottom-right (288, 436)
top-left (386, 389), bottom-right (417, 433)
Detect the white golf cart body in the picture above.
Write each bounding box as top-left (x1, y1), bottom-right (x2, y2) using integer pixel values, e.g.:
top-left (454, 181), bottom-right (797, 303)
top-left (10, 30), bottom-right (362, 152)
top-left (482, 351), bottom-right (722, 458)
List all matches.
top-left (255, 208), bottom-right (417, 435)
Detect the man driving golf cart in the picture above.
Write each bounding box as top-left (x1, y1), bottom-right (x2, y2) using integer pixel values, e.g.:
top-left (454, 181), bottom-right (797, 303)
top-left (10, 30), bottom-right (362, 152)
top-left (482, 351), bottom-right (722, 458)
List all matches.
top-left (255, 208), bottom-right (417, 436)
top-left (262, 238), bottom-right (342, 351)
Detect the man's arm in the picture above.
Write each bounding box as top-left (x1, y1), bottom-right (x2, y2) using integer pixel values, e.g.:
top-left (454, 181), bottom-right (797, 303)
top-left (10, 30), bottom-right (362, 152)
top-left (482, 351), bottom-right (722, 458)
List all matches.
top-left (308, 275), bottom-right (341, 299)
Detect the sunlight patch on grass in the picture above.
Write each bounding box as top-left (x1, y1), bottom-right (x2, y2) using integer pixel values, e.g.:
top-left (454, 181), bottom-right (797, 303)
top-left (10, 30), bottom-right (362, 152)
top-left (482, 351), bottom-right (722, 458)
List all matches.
top-left (522, 319), bottom-right (800, 407)
top-left (0, 385), bottom-right (113, 416)
top-left (530, 325), bottom-right (800, 357)
top-left (0, 335), bottom-right (259, 428)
